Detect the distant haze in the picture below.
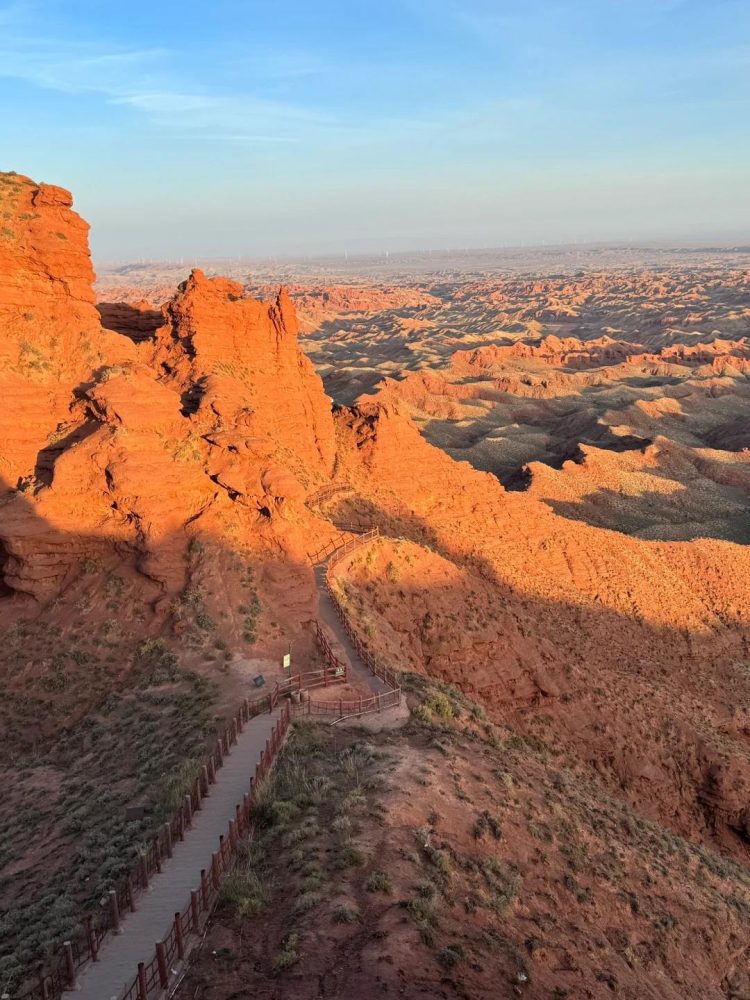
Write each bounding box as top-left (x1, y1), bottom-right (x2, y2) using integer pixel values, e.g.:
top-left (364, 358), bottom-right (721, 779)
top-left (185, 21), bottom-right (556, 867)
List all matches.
top-left (2, 0), bottom-right (749, 258)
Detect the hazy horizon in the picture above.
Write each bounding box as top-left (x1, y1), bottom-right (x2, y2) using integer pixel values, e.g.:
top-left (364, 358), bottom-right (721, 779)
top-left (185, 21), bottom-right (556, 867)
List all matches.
top-left (3, 0), bottom-right (749, 258)
top-left (94, 234), bottom-right (750, 261)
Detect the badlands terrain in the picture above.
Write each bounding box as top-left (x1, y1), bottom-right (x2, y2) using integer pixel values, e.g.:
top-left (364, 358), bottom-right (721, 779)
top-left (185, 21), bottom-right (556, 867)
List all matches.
top-left (1, 171), bottom-right (749, 998)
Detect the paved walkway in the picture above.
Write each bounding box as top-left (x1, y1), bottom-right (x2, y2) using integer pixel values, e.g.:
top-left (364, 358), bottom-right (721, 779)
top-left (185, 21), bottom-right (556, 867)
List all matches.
top-left (71, 706), bottom-right (283, 1000)
top-left (68, 550), bottom-right (381, 1000)
top-left (314, 564), bottom-right (390, 697)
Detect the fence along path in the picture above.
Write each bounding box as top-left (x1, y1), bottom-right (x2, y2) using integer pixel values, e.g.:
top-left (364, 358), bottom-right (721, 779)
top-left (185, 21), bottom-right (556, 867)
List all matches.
top-left (309, 524), bottom-right (402, 722)
top-left (70, 703), bottom-right (287, 1000)
top-left (19, 666), bottom-right (342, 1000)
top-left (19, 513), bottom-right (398, 1000)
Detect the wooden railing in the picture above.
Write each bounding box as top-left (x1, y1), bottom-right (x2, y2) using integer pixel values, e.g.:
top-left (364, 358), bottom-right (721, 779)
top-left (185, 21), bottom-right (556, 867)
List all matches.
top-left (18, 517), bottom-right (399, 999)
top-left (322, 529), bottom-right (402, 720)
top-left (16, 646), bottom-right (345, 1000)
top-left (305, 483), bottom-right (354, 511)
top-left (324, 578), bottom-right (400, 691)
top-left (17, 685), bottom-right (285, 1000)
top-left (116, 702), bottom-right (292, 1000)
top-left (307, 526), bottom-right (379, 566)
top-left (308, 522), bottom-right (402, 724)
top-left (294, 687), bottom-right (401, 722)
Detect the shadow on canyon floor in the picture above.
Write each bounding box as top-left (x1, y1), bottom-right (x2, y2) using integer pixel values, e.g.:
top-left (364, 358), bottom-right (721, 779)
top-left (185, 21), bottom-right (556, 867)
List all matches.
top-left (96, 301), bottom-right (162, 343)
top-left (0, 477), bottom-right (749, 990)
top-left (320, 491), bottom-right (750, 861)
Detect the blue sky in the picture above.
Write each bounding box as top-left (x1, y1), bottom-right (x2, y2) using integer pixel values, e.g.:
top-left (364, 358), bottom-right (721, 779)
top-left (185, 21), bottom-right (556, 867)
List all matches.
top-left (1, 0), bottom-right (748, 259)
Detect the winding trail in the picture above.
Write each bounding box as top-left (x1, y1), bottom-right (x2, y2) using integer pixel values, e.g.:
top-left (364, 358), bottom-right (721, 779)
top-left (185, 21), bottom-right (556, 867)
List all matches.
top-left (66, 536), bottom-right (386, 1000)
top-left (314, 563), bottom-right (390, 698)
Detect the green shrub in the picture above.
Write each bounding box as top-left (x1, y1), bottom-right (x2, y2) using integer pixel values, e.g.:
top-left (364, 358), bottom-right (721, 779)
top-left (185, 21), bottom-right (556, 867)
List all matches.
top-left (337, 843), bottom-right (366, 868)
top-left (425, 692), bottom-right (455, 720)
top-left (412, 704), bottom-right (433, 724)
top-left (366, 871), bottom-right (392, 893)
top-left (273, 931), bottom-right (300, 969)
top-left (437, 944), bottom-right (465, 968)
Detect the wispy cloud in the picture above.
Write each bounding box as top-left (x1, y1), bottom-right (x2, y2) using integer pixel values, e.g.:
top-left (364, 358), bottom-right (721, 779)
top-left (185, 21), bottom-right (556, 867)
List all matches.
top-left (0, 11), bottom-right (459, 151)
top-left (0, 7), bottom-right (337, 145)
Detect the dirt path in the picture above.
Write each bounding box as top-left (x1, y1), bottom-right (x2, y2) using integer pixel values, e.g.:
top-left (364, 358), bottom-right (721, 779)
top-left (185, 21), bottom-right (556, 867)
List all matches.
top-left (314, 564), bottom-right (390, 697)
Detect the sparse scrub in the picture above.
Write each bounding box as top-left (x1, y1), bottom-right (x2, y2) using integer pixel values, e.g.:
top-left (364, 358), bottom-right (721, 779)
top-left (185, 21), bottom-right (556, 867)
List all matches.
top-left (273, 930), bottom-right (300, 969)
top-left (366, 871), bottom-right (392, 893)
top-left (473, 810), bottom-right (503, 841)
top-left (437, 943), bottom-right (465, 967)
top-left (332, 903), bottom-right (358, 924)
top-left (219, 866), bottom-right (270, 918)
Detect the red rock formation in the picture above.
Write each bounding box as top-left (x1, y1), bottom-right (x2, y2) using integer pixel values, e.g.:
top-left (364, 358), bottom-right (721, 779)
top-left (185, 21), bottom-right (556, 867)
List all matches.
top-left (330, 399), bottom-right (750, 854)
top-left (1, 171), bottom-right (749, 873)
top-left (0, 180), bottom-right (338, 605)
top-left (274, 283), bottom-right (440, 333)
top-left (152, 270), bottom-right (336, 483)
top-left (0, 172), bottom-right (135, 486)
top-left (452, 335), bottom-right (642, 373)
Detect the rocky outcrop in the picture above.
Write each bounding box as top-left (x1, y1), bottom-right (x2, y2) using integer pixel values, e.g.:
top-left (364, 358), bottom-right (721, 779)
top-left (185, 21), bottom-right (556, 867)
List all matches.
top-left (0, 172), bottom-right (135, 485)
top-left (452, 335), bottom-right (642, 373)
top-left (152, 270), bottom-right (336, 482)
top-left (0, 179), bottom-right (337, 603)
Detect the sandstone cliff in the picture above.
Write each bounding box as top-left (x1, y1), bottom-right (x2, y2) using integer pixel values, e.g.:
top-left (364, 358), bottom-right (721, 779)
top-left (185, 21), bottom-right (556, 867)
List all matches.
top-left (0, 172), bottom-right (135, 485)
top-left (0, 176), bottom-right (338, 613)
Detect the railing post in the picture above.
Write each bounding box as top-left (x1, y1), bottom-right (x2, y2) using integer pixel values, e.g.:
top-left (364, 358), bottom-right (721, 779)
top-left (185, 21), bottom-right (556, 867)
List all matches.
top-left (63, 942), bottom-right (77, 990)
top-left (126, 874), bottom-right (136, 912)
top-left (137, 962), bottom-right (147, 1000)
top-left (156, 941), bottom-right (169, 988)
top-left (207, 758), bottom-right (215, 785)
top-left (85, 915), bottom-right (98, 961)
top-left (200, 869), bottom-right (209, 909)
top-left (140, 853), bottom-right (149, 889)
top-left (191, 888), bottom-right (201, 929)
top-left (175, 911), bottom-right (185, 959)
top-left (109, 889), bottom-right (121, 934)
top-left (154, 837), bottom-right (162, 874)
top-left (211, 852), bottom-right (220, 889)
top-left (163, 822), bottom-right (173, 859)
top-left (235, 802), bottom-right (243, 834)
